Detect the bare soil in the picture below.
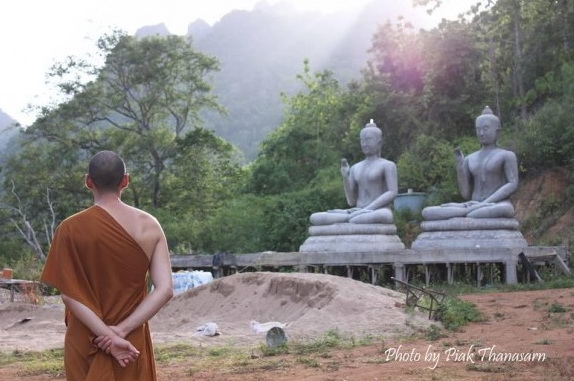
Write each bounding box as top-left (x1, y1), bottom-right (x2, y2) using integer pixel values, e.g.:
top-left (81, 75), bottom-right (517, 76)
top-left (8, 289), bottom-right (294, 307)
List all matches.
top-left (1, 272), bottom-right (573, 380)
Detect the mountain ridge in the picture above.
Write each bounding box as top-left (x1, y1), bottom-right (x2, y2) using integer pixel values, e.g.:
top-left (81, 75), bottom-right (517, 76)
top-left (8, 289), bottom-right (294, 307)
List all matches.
top-left (0, 1), bottom-right (437, 160)
top-left (134, 0), bottom-right (434, 160)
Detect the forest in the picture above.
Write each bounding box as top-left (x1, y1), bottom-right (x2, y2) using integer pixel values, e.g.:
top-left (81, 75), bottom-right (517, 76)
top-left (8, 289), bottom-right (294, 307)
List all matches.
top-left (1, 0), bottom-right (573, 280)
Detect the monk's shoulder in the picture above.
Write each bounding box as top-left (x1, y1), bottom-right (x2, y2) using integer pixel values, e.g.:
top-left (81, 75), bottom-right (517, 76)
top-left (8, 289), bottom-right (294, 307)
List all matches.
top-left (129, 205), bottom-right (160, 228)
top-left (58, 207), bottom-right (94, 231)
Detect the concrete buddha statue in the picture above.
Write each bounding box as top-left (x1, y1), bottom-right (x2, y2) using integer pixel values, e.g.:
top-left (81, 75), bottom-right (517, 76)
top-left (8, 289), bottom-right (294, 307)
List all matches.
top-left (422, 105), bottom-right (518, 221)
top-left (300, 120), bottom-right (404, 252)
top-left (412, 106), bottom-right (527, 250)
top-left (309, 119), bottom-right (397, 225)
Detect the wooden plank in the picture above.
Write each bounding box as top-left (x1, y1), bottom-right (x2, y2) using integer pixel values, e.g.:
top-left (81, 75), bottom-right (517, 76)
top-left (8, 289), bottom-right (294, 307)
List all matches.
top-left (0, 280), bottom-right (37, 302)
top-left (390, 277), bottom-right (445, 319)
top-left (171, 248), bottom-right (528, 269)
top-left (518, 252), bottom-right (543, 283)
top-left (553, 255), bottom-right (571, 275)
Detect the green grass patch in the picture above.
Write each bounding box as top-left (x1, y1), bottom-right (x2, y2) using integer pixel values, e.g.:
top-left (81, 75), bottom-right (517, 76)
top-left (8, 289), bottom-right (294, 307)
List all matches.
top-left (295, 357), bottom-right (320, 367)
top-left (548, 303), bottom-right (567, 313)
top-left (426, 273), bottom-right (574, 296)
top-left (534, 338), bottom-right (554, 345)
top-left (433, 296), bottom-right (485, 331)
top-left (154, 342), bottom-right (204, 363)
top-left (466, 362), bottom-right (508, 373)
top-left (424, 324), bottom-right (447, 341)
top-left (0, 348), bottom-right (64, 377)
top-left (287, 329), bottom-right (342, 356)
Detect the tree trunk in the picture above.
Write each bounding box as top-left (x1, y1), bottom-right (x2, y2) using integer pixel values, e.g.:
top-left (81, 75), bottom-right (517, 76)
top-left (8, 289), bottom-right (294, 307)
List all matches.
top-left (512, 1), bottom-right (527, 121)
top-left (151, 150), bottom-right (165, 208)
top-left (559, 0), bottom-right (571, 52)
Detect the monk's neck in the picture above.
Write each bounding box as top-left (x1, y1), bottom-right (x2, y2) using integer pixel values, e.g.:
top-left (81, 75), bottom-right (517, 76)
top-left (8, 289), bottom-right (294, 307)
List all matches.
top-left (93, 193), bottom-right (124, 208)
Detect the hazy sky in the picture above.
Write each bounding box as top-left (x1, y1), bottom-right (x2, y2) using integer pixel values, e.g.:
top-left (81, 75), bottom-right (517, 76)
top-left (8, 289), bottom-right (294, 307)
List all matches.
top-left (0, 0), bottom-right (475, 126)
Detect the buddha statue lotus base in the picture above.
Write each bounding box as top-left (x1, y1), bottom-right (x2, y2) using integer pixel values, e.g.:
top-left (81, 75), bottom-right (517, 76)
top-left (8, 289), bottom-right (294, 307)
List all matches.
top-left (411, 217), bottom-right (528, 250)
top-left (299, 223), bottom-right (405, 252)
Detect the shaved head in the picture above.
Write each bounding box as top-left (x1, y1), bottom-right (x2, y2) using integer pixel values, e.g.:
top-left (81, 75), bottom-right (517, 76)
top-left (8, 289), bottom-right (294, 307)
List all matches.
top-left (88, 151), bottom-right (126, 192)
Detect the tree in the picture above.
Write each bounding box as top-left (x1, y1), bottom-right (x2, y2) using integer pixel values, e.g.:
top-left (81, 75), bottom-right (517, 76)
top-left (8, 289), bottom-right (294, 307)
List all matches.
top-left (1, 31), bottom-right (238, 257)
top-left (247, 61), bottom-right (357, 195)
top-left (361, 21), bottom-right (428, 159)
top-left (419, 20), bottom-right (488, 138)
top-left (30, 31), bottom-right (224, 208)
top-left (471, 0), bottom-right (574, 122)
top-left (2, 182), bottom-right (56, 261)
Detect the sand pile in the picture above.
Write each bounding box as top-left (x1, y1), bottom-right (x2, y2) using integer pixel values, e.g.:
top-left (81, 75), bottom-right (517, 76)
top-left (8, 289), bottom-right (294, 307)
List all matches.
top-left (0, 272), bottom-right (435, 351)
top-left (150, 272), bottom-right (434, 346)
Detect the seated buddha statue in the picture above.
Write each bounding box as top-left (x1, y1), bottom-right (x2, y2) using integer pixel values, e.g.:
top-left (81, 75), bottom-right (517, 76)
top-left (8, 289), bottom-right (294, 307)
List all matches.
top-left (310, 120), bottom-right (397, 225)
top-left (421, 106), bottom-right (518, 221)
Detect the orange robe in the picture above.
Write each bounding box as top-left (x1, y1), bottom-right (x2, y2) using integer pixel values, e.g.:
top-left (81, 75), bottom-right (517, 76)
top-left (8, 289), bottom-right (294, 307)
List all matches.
top-left (41, 205), bottom-right (156, 381)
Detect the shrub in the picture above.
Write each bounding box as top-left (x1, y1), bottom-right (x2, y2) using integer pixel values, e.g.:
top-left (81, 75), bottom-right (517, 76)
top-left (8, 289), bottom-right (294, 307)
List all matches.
top-left (434, 296), bottom-right (485, 331)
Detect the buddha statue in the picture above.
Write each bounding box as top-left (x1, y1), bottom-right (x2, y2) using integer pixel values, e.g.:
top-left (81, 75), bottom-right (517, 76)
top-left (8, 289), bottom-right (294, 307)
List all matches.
top-left (309, 120), bottom-right (397, 225)
top-left (422, 105), bottom-right (518, 221)
top-left (300, 120), bottom-right (405, 252)
top-left (412, 106), bottom-right (527, 250)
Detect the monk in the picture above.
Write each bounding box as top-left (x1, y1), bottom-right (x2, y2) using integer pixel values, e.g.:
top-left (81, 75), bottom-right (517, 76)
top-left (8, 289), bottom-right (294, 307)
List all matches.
top-left (41, 150), bottom-right (174, 380)
top-left (310, 120), bottom-right (397, 225)
top-left (422, 106), bottom-right (519, 221)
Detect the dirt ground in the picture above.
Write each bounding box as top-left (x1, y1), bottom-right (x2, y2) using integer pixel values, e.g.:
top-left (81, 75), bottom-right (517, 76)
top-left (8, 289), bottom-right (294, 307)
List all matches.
top-left (1, 272), bottom-right (573, 380)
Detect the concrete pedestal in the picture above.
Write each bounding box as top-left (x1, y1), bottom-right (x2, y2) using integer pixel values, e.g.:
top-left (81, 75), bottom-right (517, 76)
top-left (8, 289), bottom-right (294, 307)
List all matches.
top-left (412, 217), bottom-right (528, 251)
top-left (412, 230), bottom-right (528, 250)
top-left (299, 223), bottom-right (405, 252)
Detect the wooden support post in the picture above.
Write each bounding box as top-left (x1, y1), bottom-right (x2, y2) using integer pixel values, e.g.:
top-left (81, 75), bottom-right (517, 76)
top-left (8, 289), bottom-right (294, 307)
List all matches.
top-left (518, 252), bottom-right (542, 283)
top-left (553, 255), bottom-right (571, 275)
top-left (446, 263), bottom-right (453, 284)
top-left (476, 262), bottom-right (482, 287)
top-left (505, 257), bottom-right (518, 284)
top-left (346, 265), bottom-right (353, 278)
top-left (369, 265), bottom-right (377, 285)
top-left (393, 263), bottom-right (405, 284)
top-left (424, 264), bottom-right (430, 287)
top-left (212, 253), bottom-right (223, 279)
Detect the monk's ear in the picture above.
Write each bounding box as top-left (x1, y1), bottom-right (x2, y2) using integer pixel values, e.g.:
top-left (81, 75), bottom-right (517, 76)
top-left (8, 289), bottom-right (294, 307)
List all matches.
top-left (85, 175), bottom-right (94, 189)
top-left (119, 174), bottom-right (130, 189)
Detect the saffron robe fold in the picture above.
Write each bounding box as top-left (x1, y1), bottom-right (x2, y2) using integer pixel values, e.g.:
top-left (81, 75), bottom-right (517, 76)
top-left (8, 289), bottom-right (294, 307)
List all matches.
top-left (41, 205), bottom-right (156, 381)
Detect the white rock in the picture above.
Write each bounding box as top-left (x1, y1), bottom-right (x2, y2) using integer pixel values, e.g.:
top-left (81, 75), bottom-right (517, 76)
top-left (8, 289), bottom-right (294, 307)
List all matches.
top-left (195, 322), bottom-right (220, 336)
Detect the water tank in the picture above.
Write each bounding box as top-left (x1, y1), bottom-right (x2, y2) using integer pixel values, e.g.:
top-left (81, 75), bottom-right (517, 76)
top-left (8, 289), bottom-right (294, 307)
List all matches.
top-left (393, 189), bottom-right (427, 214)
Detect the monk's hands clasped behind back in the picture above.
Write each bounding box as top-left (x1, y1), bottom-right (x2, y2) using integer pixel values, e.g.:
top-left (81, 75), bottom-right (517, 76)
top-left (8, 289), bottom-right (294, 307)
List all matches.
top-left (93, 333), bottom-right (139, 367)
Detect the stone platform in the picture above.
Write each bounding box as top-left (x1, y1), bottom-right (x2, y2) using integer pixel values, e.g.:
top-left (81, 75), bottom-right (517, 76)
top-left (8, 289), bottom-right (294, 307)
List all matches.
top-left (299, 223), bottom-right (405, 252)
